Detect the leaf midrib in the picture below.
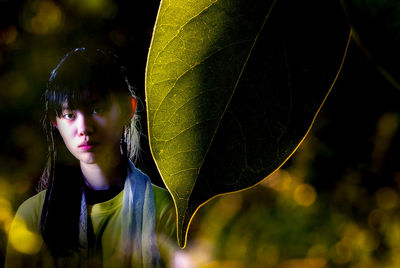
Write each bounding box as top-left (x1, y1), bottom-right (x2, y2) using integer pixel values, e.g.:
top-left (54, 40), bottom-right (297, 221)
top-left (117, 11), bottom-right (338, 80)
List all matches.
top-left (185, 0), bottom-right (279, 216)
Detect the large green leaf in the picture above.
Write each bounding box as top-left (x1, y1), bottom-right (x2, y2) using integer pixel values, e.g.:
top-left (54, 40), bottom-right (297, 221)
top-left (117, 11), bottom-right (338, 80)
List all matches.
top-left (145, 0), bottom-right (350, 248)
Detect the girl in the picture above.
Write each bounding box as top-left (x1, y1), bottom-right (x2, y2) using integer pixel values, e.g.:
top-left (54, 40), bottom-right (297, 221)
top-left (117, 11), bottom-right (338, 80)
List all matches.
top-left (5, 48), bottom-right (175, 268)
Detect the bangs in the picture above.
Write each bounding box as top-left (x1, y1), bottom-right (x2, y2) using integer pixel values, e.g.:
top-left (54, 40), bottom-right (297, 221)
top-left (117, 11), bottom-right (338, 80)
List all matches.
top-left (46, 86), bottom-right (113, 116)
top-left (45, 48), bottom-right (127, 116)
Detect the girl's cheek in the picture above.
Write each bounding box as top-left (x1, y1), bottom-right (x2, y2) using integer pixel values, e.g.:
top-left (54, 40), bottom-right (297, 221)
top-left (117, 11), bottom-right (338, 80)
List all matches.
top-left (94, 117), bottom-right (107, 126)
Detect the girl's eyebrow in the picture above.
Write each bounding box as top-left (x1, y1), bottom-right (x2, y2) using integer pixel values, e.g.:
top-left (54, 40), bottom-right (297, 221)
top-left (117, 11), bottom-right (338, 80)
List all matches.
top-left (61, 103), bottom-right (70, 109)
top-left (61, 101), bottom-right (73, 110)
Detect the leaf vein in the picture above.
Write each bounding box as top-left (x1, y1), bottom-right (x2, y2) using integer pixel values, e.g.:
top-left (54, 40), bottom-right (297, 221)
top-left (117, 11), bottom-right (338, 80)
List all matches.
top-left (150, 0), bottom-right (219, 86)
top-left (152, 39), bottom-right (252, 126)
top-left (186, 0), bottom-right (279, 205)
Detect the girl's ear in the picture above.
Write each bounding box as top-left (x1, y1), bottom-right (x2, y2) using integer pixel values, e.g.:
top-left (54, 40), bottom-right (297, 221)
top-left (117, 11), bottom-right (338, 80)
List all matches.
top-left (50, 116), bottom-right (58, 128)
top-left (130, 97), bottom-right (137, 119)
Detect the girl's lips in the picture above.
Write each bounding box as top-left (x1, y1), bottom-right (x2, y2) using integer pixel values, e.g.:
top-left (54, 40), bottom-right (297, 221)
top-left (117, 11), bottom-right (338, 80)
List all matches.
top-left (79, 145), bottom-right (96, 151)
top-left (78, 142), bottom-right (98, 151)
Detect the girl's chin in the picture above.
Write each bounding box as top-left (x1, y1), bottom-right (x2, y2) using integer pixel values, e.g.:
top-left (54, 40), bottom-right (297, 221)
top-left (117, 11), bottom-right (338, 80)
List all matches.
top-left (75, 152), bottom-right (97, 164)
top-left (79, 158), bottom-right (97, 165)
top-left (77, 151), bottom-right (121, 166)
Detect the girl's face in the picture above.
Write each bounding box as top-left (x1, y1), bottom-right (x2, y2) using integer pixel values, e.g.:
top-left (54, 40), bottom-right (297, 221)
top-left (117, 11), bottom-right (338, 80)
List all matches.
top-left (53, 95), bottom-right (130, 166)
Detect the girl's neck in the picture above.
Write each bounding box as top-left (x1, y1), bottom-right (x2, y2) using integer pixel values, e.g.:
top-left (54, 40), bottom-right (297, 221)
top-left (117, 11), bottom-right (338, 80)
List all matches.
top-left (80, 156), bottom-right (126, 190)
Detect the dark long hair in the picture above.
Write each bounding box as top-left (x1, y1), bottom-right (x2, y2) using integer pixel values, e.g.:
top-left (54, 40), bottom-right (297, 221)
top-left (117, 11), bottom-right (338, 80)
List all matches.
top-left (39, 48), bottom-right (140, 257)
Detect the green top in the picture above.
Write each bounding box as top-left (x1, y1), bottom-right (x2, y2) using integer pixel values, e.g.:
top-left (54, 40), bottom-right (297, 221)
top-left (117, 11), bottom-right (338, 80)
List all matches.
top-left (5, 185), bottom-right (177, 268)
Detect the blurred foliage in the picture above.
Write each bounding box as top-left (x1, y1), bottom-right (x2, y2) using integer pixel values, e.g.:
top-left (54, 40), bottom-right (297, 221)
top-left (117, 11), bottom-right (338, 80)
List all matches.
top-left (1, 0), bottom-right (400, 268)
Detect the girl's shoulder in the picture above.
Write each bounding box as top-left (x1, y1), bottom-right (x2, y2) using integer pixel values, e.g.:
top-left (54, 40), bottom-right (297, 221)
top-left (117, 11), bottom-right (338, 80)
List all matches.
top-left (14, 190), bottom-right (47, 232)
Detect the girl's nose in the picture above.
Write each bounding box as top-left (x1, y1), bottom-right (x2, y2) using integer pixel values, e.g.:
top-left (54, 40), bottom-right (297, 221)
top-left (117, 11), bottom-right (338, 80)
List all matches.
top-left (76, 112), bottom-right (94, 136)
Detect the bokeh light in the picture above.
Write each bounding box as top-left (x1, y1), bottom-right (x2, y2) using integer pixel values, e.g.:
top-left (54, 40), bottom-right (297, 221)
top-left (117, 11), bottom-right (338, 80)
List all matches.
top-left (0, 25), bottom-right (18, 45)
top-left (20, 0), bottom-right (64, 35)
top-left (7, 219), bottom-right (42, 255)
top-left (62, 0), bottom-right (117, 18)
top-left (375, 187), bottom-right (398, 210)
top-left (0, 198), bottom-right (13, 233)
top-left (293, 184), bottom-right (317, 207)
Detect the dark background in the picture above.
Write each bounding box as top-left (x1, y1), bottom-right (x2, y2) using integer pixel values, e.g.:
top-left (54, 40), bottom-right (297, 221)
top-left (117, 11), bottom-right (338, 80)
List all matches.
top-left (1, 0), bottom-right (400, 267)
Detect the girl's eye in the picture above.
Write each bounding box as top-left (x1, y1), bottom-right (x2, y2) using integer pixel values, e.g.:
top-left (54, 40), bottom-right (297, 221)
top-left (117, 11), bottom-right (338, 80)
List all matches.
top-left (62, 112), bottom-right (75, 120)
top-left (92, 108), bottom-right (104, 115)
top-left (91, 100), bottom-right (109, 115)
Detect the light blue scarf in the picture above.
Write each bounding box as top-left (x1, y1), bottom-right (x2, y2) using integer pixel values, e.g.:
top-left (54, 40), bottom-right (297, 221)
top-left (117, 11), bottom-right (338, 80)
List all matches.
top-left (78, 161), bottom-right (161, 267)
